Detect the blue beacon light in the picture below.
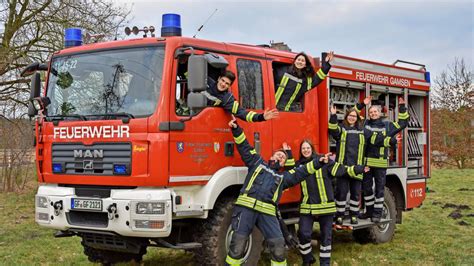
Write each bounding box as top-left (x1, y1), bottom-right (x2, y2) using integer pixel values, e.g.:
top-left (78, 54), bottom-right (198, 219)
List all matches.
top-left (161, 13), bottom-right (182, 37)
top-left (64, 28), bottom-right (82, 48)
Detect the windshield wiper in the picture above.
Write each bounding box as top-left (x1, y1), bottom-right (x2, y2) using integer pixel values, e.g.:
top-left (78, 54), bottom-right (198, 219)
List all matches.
top-left (46, 114), bottom-right (87, 126)
top-left (85, 112), bottom-right (135, 123)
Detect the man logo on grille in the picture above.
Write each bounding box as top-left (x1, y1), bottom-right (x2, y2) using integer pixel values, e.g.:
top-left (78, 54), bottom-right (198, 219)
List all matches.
top-left (83, 160), bottom-right (94, 170)
top-left (74, 149), bottom-right (104, 158)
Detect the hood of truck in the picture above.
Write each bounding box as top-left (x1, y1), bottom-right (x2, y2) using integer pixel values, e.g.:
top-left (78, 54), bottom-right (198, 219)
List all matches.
top-left (38, 118), bottom-right (169, 187)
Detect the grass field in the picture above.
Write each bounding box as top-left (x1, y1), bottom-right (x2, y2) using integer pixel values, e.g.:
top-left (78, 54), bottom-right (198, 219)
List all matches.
top-left (0, 169), bottom-right (473, 265)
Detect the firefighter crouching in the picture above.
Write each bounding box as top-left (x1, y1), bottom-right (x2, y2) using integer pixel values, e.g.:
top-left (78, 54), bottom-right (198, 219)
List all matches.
top-left (288, 140), bottom-right (368, 266)
top-left (361, 98), bottom-right (409, 222)
top-left (225, 117), bottom-right (328, 266)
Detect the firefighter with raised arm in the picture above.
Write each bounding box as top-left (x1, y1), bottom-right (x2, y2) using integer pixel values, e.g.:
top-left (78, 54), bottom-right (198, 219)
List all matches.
top-left (290, 140), bottom-right (368, 266)
top-left (225, 116), bottom-right (327, 266)
top-left (329, 97), bottom-right (397, 225)
top-left (359, 97), bottom-right (409, 222)
top-left (205, 70), bottom-right (279, 122)
top-left (274, 51), bottom-right (333, 112)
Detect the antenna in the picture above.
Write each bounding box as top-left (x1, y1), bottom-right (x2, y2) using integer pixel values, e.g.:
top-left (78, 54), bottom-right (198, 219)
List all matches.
top-left (193, 9), bottom-right (218, 38)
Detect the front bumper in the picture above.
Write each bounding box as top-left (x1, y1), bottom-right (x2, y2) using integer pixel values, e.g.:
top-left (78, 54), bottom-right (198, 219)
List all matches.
top-left (35, 184), bottom-right (172, 238)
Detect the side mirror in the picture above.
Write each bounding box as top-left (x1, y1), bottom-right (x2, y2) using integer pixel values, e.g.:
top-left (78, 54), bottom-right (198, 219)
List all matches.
top-left (187, 92), bottom-right (207, 111)
top-left (21, 62), bottom-right (48, 77)
top-left (204, 53), bottom-right (228, 69)
top-left (28, 73), bottom-right (42, 117)
top-left (187, 55), bottom-right (208, 92)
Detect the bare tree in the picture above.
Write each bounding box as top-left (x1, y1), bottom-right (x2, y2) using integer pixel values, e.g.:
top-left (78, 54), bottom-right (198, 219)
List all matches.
top-left (432, 58), bottom-right (473, 111)
top-left (0, 0), bottom-right (131, 113)
top-left (431, 58), bottom-right (473, 169)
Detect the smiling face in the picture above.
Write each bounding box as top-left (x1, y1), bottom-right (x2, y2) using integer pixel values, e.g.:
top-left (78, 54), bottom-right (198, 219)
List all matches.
top-left (369, 106), bottom-right (381, 120)
top-left (346, 111), bottom-right (358, 126)
top-left (294, 55), bottom-right (307, 70)
top-left (271, 150), bottom-right (287, 167)
top-left (301, 142), bottom-right (313, 159)
top-left (217, 76), bottom-right (232, 92)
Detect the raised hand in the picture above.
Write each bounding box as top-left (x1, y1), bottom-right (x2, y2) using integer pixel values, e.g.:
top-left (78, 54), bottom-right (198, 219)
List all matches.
top-left (319, 153), bottom-right (331, 163)
top-left (330, 105), bottom-right (337, 115)
top-left (264, 108), bottom-right (279, 120)
top-left (325, 51), bottom-right (334, 63)
top-left (282, 142), bottom-right (291, 151)
top-left (363, 96), bottom-right (373, 105)
top-left (399, 97), bottom-right (405, 105)
top-left (228, 115), bottom-right (237, 128)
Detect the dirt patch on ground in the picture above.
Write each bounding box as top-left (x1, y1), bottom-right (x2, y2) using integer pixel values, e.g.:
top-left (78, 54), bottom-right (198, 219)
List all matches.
top-left (441, 203), bottom-right (471, 210)
top-left (457, 221), bottom-right (470, 226)
top-left (458, 188), bottom-right (474, 192)
top-left (448, 211), bottom-right (462, 219)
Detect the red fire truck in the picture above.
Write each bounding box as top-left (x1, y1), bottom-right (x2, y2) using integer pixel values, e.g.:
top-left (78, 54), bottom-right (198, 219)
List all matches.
top-left (26, 15), bottom-right (430, 264)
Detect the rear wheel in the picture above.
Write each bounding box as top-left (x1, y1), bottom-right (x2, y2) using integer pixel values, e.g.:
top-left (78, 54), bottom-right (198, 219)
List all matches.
top-left (353, 187), bottom-right (397, 244)
top-left (193, 197), bottom-right (264, 265)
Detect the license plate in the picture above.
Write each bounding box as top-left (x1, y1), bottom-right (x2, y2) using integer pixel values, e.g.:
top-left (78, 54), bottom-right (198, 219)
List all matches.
top-left (71, 198), bottom-right (102, 211)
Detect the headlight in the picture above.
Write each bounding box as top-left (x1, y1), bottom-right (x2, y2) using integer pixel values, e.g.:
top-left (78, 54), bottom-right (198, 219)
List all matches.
top-left (136, 202), bottom-right (165, 215)
top-left (36, 196), bottom-right (48, 208)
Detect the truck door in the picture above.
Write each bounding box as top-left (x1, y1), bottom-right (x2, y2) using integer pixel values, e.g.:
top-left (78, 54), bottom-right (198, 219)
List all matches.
top-left (267, 56), bottom-right (321, 203)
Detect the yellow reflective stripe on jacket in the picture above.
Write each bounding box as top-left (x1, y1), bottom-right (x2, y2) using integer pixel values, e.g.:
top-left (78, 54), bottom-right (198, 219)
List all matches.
top-left (250, 149), bottom-right (257, 155)
top-left (398, 111), bottom-right (409, 120)
top-left (236, 195), bottom-right (276, 216)
top-left (300, 202), bottom-right (336, 209)
top-left (384, 137), bottom-right (391, 147)
top-left (328, 122), bottom-right (338, 130)
top-left (331, 162), bottom-right (341, 176)
top-left (244, 166), bottom-right (262, 192)
top-left (285, 158), bottom-right (295, 166)
top-left (357, 134), bottom-right (365, 165)
top-left (315, 169), bottom-right (328, 203)
top-left (306, 161), bottom-right (316, 174)
top-left (232, 101), bottom-right (239, 114)
top-left (271, 259), bottom-right (287, 266)
top-left (366, 157), bottom-right (388, 168)
top-left (338, 131), bottom-right (347, 163)
top-left (347, 166), bottom-right (363, 180)
top-left (289, 169), bottom-right (296, 174)
top-left (307, 77), bottom-right (312, 91)
top-left (370, 132), bottom-right (378, 145)
top-left (272, 176), bottom-right (284, 202)
top-left (246, 111), bottom-right (256, 122)
top-left (275, 76), bottom-right (289, 105)
top-left (393, 121), bottom-right (400, 129)
top-left (234, 132), bottom-right (246, 144)
top-left (301, 180), bottom-right (309, 205)
top-left (284, 82), bottom-right (302, 111)
top-left (316, 68), bottom-right (327, 80)
top-left (354, 104), bottom-right (362, 113)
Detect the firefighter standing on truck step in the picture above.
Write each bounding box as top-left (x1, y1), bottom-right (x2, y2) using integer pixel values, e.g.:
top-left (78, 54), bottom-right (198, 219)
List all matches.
top-left (274, 51), bottom-right (334, 112)
top-left (225, 116), bottom-right (327, 266)
top-left (287, 139), bottom-right (368, 266)
top-left (360, 97), bottom-right (409, 223)
top-left (329, 97), bottom-right (394, 225)
top-left (206, 70), bottom-right (279, 122)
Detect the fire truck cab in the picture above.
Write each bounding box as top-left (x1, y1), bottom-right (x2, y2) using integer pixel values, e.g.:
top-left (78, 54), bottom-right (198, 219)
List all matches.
top-left (29, 16), bottom-right (430, 264)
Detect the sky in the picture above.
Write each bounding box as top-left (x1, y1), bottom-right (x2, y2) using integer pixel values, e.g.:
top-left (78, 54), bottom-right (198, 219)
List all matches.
top-left (119, 0), bottom-right (473, 81)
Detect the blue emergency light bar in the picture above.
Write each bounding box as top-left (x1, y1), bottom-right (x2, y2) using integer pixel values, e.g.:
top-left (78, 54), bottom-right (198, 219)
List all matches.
top-left (64, 28), bottom-right (82, 48)
top-left (161, 13), bottom-right (182, 37)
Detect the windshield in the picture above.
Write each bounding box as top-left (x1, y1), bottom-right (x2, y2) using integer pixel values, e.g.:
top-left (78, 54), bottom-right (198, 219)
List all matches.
top-left (46, 46), bottom-right (164, 118)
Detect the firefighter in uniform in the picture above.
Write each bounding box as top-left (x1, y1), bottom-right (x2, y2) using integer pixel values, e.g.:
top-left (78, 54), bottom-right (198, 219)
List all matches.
top-left (328, 98), bottom-right (396, 225)
top-left (288, 139), bottom-right (368, 266)
top-left (206, 70), bottom-right (279, 122)
top-left (274, 52), bottom-right (333, 112)
top-left (225, 117), bottom-right (327, 266)
top-left (360, 97), bottom-right (409, 222)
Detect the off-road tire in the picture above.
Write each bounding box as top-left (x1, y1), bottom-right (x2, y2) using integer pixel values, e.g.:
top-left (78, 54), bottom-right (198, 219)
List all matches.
top-left (193, 197), bottom-right (264, 265)
top-left (82, 241), bottom-right (146, 265)
top-left (353, 187), bottom-right (397, 244)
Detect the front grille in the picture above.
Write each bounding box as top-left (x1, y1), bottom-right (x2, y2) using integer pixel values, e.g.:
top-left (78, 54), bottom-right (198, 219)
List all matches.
top-left (52, 143), bottom-right (131, 175)
top-left (66, 211), bottom-right (109, 228)
top-left (82, 233), bottom-right (127, 249)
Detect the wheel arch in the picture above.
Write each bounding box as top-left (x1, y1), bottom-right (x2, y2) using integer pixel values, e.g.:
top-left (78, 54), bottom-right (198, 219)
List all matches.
top-left (386, 173), bottom-right (405, 223)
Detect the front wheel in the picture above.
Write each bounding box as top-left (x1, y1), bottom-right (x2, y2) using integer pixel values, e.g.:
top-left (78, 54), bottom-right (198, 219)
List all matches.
top-left (353, 187), bottom-right (397, 244)
top-left (193, 197), bottom-right (263, 265)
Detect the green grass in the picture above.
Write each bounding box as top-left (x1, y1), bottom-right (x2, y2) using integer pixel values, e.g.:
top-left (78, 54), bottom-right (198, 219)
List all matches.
top-left (0, 169), bottom-right (473, 265)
